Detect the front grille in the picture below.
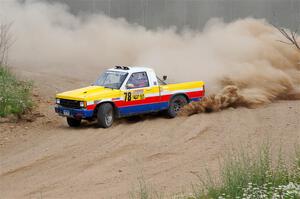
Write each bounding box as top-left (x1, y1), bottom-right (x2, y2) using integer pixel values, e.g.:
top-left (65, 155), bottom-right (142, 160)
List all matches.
top-left (59, 99), bottom-right (81, 109)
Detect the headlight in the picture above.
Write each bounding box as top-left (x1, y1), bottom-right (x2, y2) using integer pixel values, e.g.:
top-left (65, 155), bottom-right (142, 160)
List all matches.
top-left (56, 98), bottom-right (60, 104)
top-left (80, 101), bottom-right (85, 107)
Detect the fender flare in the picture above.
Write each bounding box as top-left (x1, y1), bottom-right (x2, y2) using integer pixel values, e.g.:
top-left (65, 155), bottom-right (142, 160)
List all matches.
top-left (169, 93), bottom-right (190, 105)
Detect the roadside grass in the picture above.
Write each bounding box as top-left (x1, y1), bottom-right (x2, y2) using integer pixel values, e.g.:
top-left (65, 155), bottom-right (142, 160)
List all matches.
top-left (130, 178), bottom-right (165, 199)
top-left (0, 66), bottom-right (33, 117)
top-left (132, 145), bottom-right (300, 199)
top-left (194, 145), bottom-right (300, 199)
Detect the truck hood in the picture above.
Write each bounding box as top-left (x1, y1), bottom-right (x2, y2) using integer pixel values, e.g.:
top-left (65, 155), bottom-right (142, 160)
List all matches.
top-left (56, 86), bottom-right (120, 101)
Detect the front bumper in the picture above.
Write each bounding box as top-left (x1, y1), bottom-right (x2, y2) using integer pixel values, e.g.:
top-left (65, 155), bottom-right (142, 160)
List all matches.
top-left (55, 106), bottom-right (94, 119)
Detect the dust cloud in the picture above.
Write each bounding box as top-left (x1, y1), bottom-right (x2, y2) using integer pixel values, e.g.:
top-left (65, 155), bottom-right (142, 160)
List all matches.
top-left (1, 0), bottom-right (299, 114)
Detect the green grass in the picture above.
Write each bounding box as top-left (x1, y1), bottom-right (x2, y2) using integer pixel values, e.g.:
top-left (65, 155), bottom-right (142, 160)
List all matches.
top-left (194, 145), bottom-right (300, 199)
top-left (130, 178), bottom-right (164, 199)
top-left (132, 145), bottom-right (300, 199)
top-left (0, 66), bottom-right (33, 117)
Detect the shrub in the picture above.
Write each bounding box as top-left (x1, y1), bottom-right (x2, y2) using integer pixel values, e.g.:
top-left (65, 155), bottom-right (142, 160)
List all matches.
top-left (0, 66), bottom-right (33, 117)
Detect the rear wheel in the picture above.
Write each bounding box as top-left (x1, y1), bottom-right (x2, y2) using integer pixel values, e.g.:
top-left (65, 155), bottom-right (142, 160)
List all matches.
top-left (167, 95), bottom-right (188, 118)
top-left (67, 117), bottom-right (81, 127)
top-left (97, 103), bottom-right (114, 128)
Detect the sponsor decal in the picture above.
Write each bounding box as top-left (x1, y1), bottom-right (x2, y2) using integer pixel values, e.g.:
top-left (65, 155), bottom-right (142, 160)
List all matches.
top-left (124, 90), bottom-right (145, 102)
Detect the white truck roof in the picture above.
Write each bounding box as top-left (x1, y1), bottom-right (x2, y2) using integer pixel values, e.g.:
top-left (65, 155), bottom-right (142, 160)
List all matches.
top-left (109, 66), bottom-right (154, 73)
top-left (108, 66), bottom-right (158, 89)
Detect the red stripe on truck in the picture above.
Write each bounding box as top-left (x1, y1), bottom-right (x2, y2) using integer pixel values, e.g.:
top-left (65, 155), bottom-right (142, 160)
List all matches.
top-left (115, 90), bottom-right (204, 108)
top-left (85, 90), bottom-right (204, 110)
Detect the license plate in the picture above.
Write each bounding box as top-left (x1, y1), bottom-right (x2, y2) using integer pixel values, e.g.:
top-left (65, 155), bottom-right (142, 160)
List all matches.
top-left (63, 110), bottom-right (70, 116)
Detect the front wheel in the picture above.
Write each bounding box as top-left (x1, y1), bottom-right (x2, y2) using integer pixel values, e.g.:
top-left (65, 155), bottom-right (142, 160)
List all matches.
top-left (97, 103), bottom-right (114, 128)
top-left (166, 95), bottom-right (188, 118)
top-left (67, 117), bottom-right (81, 127)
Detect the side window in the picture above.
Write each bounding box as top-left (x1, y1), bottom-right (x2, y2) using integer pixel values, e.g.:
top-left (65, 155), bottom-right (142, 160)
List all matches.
top-left (126, 72), bottom-right (149, 89)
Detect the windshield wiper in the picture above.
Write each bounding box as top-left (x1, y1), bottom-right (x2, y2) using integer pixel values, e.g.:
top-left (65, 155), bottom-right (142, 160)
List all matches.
top-left (103, 86), bottom-right (115, 90)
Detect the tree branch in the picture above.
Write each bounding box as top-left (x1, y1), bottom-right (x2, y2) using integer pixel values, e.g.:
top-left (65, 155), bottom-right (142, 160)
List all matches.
top-left (273, 24), bottom-right (300, 50)
top-left (0, 22), bottom-right (14, 66)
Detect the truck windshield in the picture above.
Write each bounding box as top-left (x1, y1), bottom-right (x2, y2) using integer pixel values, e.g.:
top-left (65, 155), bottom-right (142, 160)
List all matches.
top-left (94, 70), bottom-right (128, 89)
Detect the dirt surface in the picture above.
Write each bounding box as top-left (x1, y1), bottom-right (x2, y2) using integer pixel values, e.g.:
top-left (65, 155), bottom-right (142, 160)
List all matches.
top-left (0, 67), bottom-right (300, 199)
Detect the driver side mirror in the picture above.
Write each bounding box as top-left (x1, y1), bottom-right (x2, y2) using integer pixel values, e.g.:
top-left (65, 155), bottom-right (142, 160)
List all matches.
top-left (163, 75), bottom-right (167, 81)
top-left (126, 83), bottom-right (135, 89)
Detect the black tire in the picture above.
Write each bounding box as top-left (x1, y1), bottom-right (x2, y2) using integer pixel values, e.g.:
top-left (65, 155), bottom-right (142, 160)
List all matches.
top-left (67, 117), bottom-right (81, 127)
top-left (166, 95), bottom-right (188, 118)
top-left (97, 103), bottom-right (114, 128)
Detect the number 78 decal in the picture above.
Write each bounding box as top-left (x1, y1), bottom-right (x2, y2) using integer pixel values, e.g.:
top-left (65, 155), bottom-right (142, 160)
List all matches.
top-left (124, 91), bottom-right (145, 102)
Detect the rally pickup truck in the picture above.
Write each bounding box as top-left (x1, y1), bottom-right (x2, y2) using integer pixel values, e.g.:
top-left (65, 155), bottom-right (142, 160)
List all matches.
top-left (55, 66), bottom-right (205, 128)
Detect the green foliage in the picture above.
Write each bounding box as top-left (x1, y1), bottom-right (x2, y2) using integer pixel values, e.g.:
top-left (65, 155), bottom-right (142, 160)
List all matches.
top-left (130, 178), bottom-right (164, 199)
top-left (0, 66), bottom-right (33, 117)
top-left (194, 145), bottom-right (300, 199)
top-left (292, 147), bottom-right (300, 183)
top-left (131, 146), bottom-right (300, 199)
